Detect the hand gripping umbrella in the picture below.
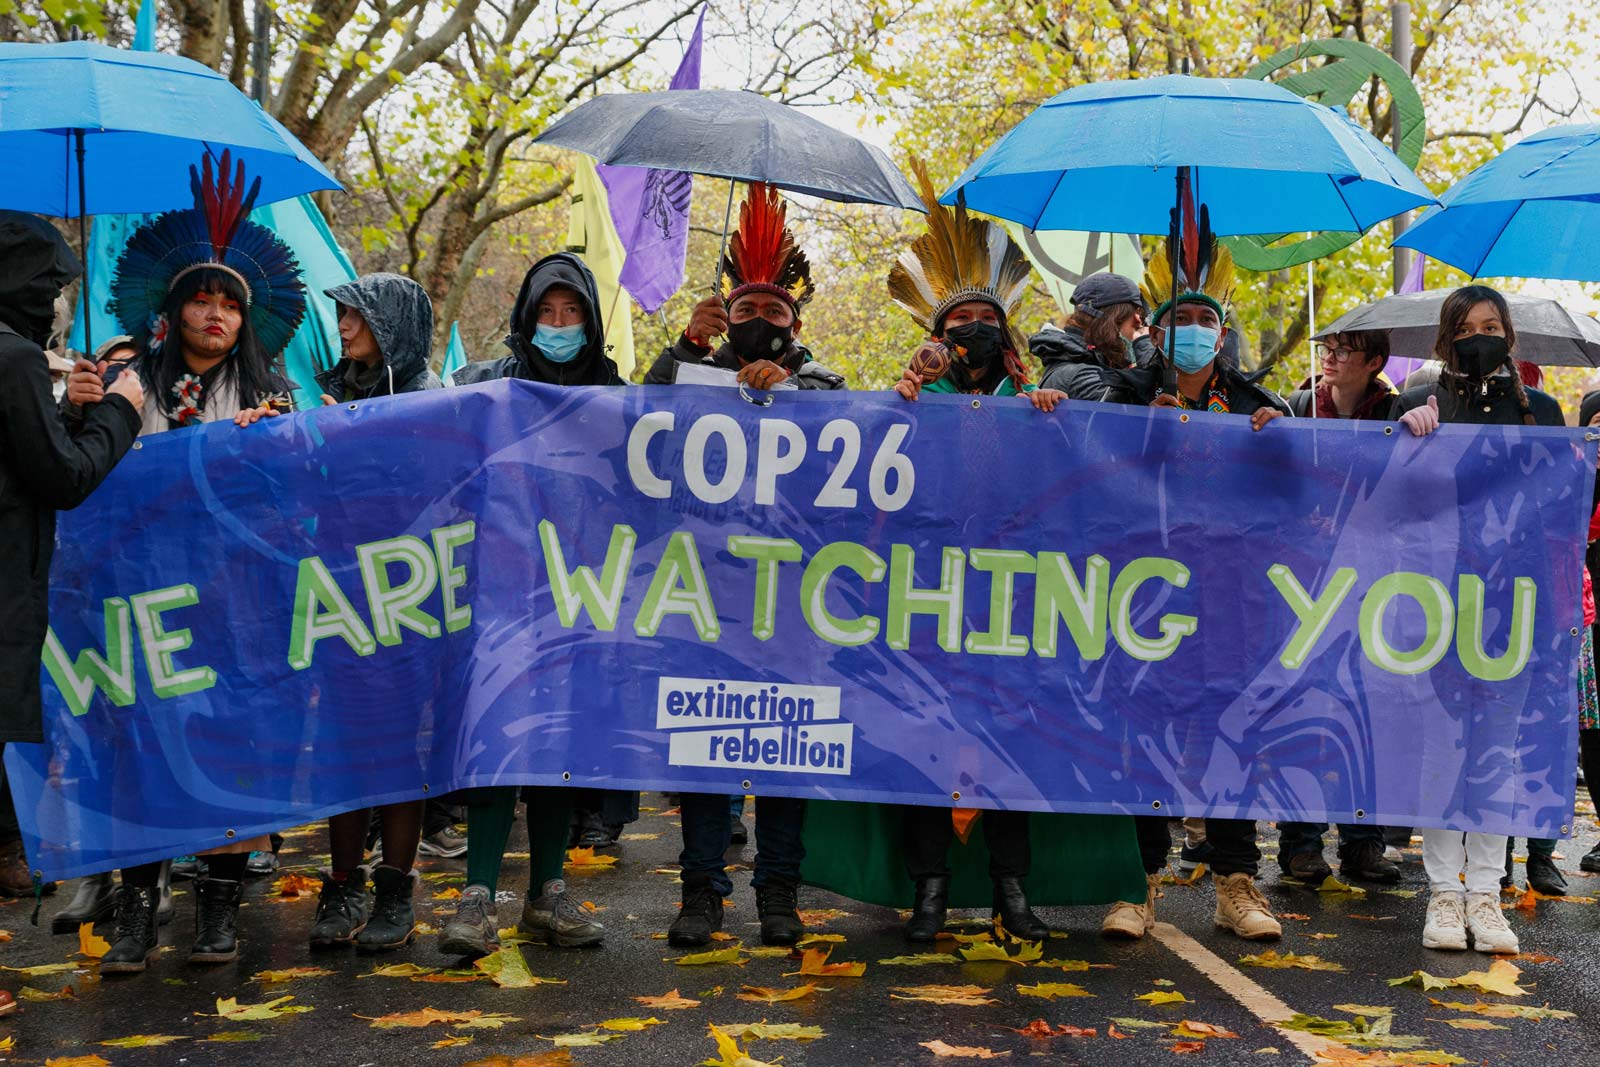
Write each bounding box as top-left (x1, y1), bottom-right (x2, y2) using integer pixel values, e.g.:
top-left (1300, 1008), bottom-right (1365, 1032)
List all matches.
top-left (1394, 123), bottom-right (1600, 283)
top-left (940, 74), bottom-right (1437, 399)
top-left (0, 41), bottom-right (341, 353)
top-left (533, 89), bottom-right (923, 290)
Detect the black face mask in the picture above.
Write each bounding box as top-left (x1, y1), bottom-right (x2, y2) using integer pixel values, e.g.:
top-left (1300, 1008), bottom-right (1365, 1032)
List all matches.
top-left (944, 321), bottom-right (1004, 371)
top-left (728, 317), bottom-right (793, 363)
top-left (1453, 333), bottom-right (1510, 378)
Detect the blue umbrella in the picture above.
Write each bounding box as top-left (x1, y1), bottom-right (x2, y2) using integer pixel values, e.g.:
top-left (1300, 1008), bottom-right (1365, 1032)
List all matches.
top-left (1394, 124), bottom-right (1600, 282)
top-left (943, 75), bottom-right (1434, 236)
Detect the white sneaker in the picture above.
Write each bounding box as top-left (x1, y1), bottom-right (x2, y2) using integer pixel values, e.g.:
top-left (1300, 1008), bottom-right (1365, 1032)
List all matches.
top-left (1421, 891), bottom-right (1467, 950)
top-left (1464, 892), bottom-right (1518, 954)
top-left (1383, 845), bottom-right (1403, 862)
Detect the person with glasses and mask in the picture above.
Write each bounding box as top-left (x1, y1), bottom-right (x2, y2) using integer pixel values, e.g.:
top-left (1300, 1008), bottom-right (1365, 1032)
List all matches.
top-left (1289, 330), bottom-right (1396, 420)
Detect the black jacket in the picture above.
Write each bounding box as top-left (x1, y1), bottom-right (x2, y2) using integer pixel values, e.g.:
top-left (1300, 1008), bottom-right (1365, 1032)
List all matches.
top-left (316, 273), bottom-right (441, 400)
top-left (644, 334), bottom-right (847, 390)
top-left (449, 253), bottom-right (624, 387)
top-left (1031, 323), bottom-right (1158, 404)
top-left (1394, 375), bottom-right (1564, 427)
top-left (0, 212), bottom-right (140, 743)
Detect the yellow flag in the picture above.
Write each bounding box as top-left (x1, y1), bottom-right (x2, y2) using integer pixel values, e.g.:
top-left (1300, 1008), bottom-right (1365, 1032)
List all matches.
top-left (566, 159), bottom-right (636, 379)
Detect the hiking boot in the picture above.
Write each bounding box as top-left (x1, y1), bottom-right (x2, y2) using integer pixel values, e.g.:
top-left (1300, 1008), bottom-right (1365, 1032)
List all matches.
top-left (1422, 891), bottom-right (1468, 950)
top-left (1581, 842), bottom-right (1600, 874)
top-left (992, 876), bottom-right (1049, 941)
top-left (357, 866), bottom-right (417, 952)
top-left (0, 838), bottom-right (52, 898)
top-left (519, 878), bottom-right (604, 947)
top-left (903, 875), bottom-right (948, 943)
top-left (668, 880), bottom-right (724, 947)
top-left (1101, 874), bottom-right (1159, 940)
top-left (1340, 839), bottom-right (1401, 885)
top-left (729, 814), bottom-right (750, 845)
top-left (51, 871), bottom-right (117, 933)
top-left (101, 885), bottom-right (160, 974)
top-left (417, 825), bottom-right (468, 859)
top-left (1284, 850), bottom-right (1333, 883)
top-left (440, 884), bottom-right (499, 958)
top-left (1213, 872), bottom-right (1280, 940)
top-left (309, 869), bottom-right (370, 947)
top-left (189, 877), bottom-right (243, 964)
top-left (1526, 853), bottom-right (1568, 896)
top-left (1464, 891), bottom-right (1518, 953)
top-left (755, 880), bottom-right (803, 946)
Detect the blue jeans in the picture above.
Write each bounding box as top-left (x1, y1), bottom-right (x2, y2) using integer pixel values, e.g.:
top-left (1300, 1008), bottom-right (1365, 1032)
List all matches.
top-left (678, 792), bottom-right (805, 896)
top-left (1277, 821), bottom-right (1385, 869)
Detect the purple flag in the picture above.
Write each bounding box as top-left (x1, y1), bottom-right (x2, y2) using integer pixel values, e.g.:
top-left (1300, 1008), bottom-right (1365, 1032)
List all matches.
top-left (1385, 253), bottom-right (1429, 386)
top-left (598, 6), bottom-right (705, 314)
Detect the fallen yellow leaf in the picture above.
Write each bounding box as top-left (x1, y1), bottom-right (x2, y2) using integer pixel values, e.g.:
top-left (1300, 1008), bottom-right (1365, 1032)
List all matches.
top-left (253, 967), bottom-right (335, 982)
top-left (44, 1056), bottom-right (110, 1067)
top-left (1135, 990), bottom-right (1190, 1005)
top-left (204, 1031), bottom-right (264, 1043)
top-left (1, 962), bottom-right (80, 976)
top-left (360, 962), bottom-right (437, 978)
top-left (272, 872), bottom-right (320, 897)
top-left (920, 1038), bottom-right (1011, 1058)
top-left (878, 953), bottom-right (960, 965)
top-left (98, 1035), bottom-right (187, 1048)
top-left (200, 995), bottom-right (313, 1020)
top-left (1239, 951), bottom-right (1345, 972)
top-left (701, 1024), bottom-right (779, 1067)
top-left (784, 946), bottom-right (866, 977)
top-left (1391, 960), bottom-right (1527, 997)
top-left (564, 847), bottom-right (619, 869)
top-left (77, 922), bottom-right (110, 960)
top-left (635, 988), bottom-right (701, 1010)
top-left (796, 933), bottom-right (846, 946)
top-left (432, 1035), bottom-right (475, 1048)
top-left (21, 985), bottom-right (76, 1001)
top-left (1317, 876), bottom-right (1367, 895)
top-left (796, 908), bottom-right (851, 925)
top-left (1175, 1021), bottom-right (1241, 1039)
top-left (540, 1031), bottom-right (626, 1046)
top-left (1430, 1018), bottom-right (1508, 1031)
top-left (473, 946), bottom-right (565, 989)
top-left (1015, 982), bottom-right (1093, 1000)
top-left (889, 984), bottom-right (997, 1006)
top-left (672, 945), bottom-right (747, 966)
top-left (736, 983), bottom-right (823, 1004)
top-left (958, 941), bottom-right (1025, 965)
top-left (598, 1016), bottom-right (666, 1032)
top-left (356, 1007), bottom-right (522, 1029)
top-left (1426, 998), bottom-right (1574, 1020)
top-left (712, 1022), bottom-right (825, 1040)
top-left (461, 1055), bottom-right (575, 1067)
top-left (433, 887), bottom-right (463, 900)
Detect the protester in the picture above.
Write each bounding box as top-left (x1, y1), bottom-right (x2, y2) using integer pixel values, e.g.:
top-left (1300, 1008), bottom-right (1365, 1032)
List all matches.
top-left (1397, 284), bottom-right (1563, 953)
top-left (1032, 271), bottom-right (1156, 402)
top-left (307, 272), bottom-right (440, 952)
top-left (0, 212), bottom-right (145, 935)
top-left (439, 251), bottom-right (620, 958)
top-left (645, 182), bottom-right (845, 392)
top-left (656, 184), bottom-right (822, 948)
top-left (1289, 329), bottom-right (1396, 419)
top-left (73, 157), bottom-right (306, 973)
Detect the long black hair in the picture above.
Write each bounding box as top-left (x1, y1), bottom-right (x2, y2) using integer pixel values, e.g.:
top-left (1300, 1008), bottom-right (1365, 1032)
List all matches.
top-left (135, 266), bottom-right (278, 415)
top-left (1432, 283), bottom-right (1534, 426)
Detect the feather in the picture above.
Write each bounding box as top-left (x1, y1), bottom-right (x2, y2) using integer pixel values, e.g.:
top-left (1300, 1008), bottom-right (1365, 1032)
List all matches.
top-left (722, 182), bottom-right (813, 307)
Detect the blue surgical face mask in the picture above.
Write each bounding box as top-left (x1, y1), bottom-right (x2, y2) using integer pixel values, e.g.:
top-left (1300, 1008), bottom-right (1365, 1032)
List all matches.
top-left (533, 322), bottom-right (586, 364)
top-left (1170, 324), bottom-right (1219, 373)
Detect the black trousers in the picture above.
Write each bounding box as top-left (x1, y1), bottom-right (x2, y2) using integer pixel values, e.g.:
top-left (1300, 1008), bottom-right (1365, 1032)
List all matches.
top-left (0, 747), bottom-right (17, 842)
top-left (901, 806), bottom-right (1030, 880)
top-left (1134, 816), bottom-right (1259, 877)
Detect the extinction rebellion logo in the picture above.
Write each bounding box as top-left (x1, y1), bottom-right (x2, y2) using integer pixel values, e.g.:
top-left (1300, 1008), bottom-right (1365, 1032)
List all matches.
top-left (656, 677), bottom-right (853, 776)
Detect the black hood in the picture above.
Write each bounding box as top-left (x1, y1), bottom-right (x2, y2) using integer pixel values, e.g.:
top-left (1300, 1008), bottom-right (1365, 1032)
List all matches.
top-left (1029, 323), bottom-right (1095, 367)
top-left (505, 252), bottom-right (617, 385)
top-left (0, 211), bottom-right (81, 346)
top-left (323, 272), bottom-right (434, 388)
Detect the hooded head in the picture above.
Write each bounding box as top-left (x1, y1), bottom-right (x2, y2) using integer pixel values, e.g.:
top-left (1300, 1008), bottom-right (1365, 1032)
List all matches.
top-left (505, 252), bottom-right (615, 384)
top-left (324, 273), bottom-right (435, 388)
top-left (0, 211), bottom-right (83, 347)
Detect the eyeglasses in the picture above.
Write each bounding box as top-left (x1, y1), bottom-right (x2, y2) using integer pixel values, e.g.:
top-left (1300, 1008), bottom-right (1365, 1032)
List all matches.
top-left (1314, 342), bottom-right (1366, 363)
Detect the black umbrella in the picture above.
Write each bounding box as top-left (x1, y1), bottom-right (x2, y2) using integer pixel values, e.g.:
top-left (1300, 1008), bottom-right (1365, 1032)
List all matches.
top-left (535, 89), bottom-right (923, 289)
top-left (1316, 290), bottom-right (1600, 368)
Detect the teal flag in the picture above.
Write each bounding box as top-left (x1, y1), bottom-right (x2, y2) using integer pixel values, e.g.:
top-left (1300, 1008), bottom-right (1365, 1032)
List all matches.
top-left (442, 322), bottom-right (468, 379)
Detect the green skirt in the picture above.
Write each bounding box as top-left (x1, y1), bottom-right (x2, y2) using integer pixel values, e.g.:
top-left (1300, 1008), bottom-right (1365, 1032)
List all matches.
top-left (800, 800), bottom-right (1147, 908)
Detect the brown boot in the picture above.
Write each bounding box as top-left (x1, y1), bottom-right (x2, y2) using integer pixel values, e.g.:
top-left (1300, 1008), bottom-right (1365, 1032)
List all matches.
top-left (1101, 873), bottom-right (1159, 939)
top-left (0, 838), bottom-right (55, 898)
top-left (1213, 872), bottom-right (1280, 940)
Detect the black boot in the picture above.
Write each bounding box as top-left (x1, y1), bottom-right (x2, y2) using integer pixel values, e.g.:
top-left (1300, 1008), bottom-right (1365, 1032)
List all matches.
top-left (755, 880), bottom-right (803, 946)
top-left (993, 876), bottom-right (1048, 941)
top-left (1527, 852), bottom-right (1569, 896)
top-left (51, 871), bottom-right (117, 934)
top-left (903, 875), bottom-right (949, 943)
top-left (1501, 840), bottom-right (1516, 890)
top-left (356, 866), bottom-right (416, 952)
top-left (101, 885), bottom-right (160, 974)
top-left (1581, 842), bottom-right (1600, 874)
top-left (1339, 839), bottom-right (1401, 885)
top-left (667, 879), bottom-right (724, 947)
top-left (189, 878), bottom-right (243, 964)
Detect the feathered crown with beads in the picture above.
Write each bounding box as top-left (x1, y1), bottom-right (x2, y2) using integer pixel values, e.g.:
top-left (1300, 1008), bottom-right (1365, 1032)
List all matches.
top-left (720, 182), bottom-right (814, 312)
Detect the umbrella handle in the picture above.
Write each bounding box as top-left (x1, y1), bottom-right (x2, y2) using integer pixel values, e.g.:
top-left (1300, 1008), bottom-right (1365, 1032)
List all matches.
top-left (711, 179), bottom-right (735, 297)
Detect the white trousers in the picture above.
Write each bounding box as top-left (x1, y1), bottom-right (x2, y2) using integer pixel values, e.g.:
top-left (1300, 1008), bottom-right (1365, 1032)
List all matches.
top-left (1422, 828), bottom-right (1508, 896)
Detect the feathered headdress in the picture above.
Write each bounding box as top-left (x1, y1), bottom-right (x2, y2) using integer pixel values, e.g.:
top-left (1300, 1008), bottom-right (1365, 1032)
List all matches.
top-left (887, 158), bottom-right (1032, 343)
top-left (721, 183), bottom-right (814, 312)
top-left (1141, 181), bottom-right (1235, 325)
top-left (111, 150), bottom-right (307, 357)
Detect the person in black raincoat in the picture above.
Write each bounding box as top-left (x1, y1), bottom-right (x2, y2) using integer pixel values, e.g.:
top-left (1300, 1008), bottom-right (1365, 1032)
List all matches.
top-left (1033, 271), bottom-right (1158, 404)
top-left (306, 272), bottom-right (439, 955)
top-left (0, 212), bottom-right (144, 918)
top-left (440, 252), bottom-right (619, 962)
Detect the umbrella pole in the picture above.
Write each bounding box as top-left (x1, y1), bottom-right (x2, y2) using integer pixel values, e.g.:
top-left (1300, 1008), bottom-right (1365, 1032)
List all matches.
top-left (75, 128), bottom-right (93, 358)
top-left (1165, 167), bottom-right (1183, 393)
top-left (712, 179), bottom-right (735, 295)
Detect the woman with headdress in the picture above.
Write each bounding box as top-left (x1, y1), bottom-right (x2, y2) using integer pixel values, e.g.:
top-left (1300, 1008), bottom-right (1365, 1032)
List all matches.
top-left (64, 152), bottom-right (307, 974)
top-left (1395, 284), bottom-right (1562, 956)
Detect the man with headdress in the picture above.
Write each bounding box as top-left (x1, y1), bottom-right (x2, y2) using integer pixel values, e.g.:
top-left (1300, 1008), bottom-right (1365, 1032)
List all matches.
top-left (646, 182), bottom-right (845, 391)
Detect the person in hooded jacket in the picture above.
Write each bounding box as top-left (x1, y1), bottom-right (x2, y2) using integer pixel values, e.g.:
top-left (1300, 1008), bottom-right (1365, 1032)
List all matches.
top-left (439, 253), bottom-right (616, 961)
top-left (0, 213), bottom-right (145, 939)
top-left (305, 272), bottom-right (438, 954)
top-left (1032, 272), bottom-right (1158, 403)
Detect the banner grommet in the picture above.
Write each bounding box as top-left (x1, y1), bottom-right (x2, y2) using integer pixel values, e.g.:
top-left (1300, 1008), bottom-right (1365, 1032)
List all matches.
top-left (1150, 800), bottom-right (1162, 810)
top-left (224, 829), bottom-right (235, 839)
top-left (421, 783), bottom-right (429, 793)
top-left (131, 441), bottom-right (142, 450)
top-left (1179, 414), bottom-right (1189, 423)
top-left (562, 772), bottom-right (571, 781)
top-left (1573, 628), bottom-right (1581, 637)
top-left (1354, 809), bottom-right (1366, 819)
top-left (1384, 426), bottom-right (1394, 436)
top-left (951, 791), bottom-right (961, 801)
top-left (742, 780), bottom-right (752, 791)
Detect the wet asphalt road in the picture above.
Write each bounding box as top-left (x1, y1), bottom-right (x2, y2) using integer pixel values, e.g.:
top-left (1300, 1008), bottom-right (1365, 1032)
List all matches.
top-left (2, 797), bottom-right (1598, 1067)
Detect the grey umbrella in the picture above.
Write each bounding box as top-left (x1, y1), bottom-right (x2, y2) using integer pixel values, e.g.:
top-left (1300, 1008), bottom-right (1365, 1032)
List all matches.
top-left (1315, 290), bottom-right (1600, 368)
top-left (535, 89), bottom-right (923, 290)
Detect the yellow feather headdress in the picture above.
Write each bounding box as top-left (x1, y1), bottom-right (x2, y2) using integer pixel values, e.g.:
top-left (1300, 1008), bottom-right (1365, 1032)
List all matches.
top-left (1141, 187), bottom-right (1235, 323)
top-left (887, 158), bottom-right (1032, 340)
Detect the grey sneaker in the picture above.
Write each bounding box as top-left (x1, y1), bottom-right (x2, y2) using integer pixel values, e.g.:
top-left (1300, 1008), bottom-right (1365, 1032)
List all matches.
top-left (439, 884), bottom-right (499, 958)
top-left (417, 826), bottom-right (468, 859)
top-left (518, 878), bottom-right (604, 947)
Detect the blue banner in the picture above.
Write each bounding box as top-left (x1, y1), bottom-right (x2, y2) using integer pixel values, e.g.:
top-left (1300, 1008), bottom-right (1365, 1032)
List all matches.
top-left (7, 381), bottom-right (1592, 878)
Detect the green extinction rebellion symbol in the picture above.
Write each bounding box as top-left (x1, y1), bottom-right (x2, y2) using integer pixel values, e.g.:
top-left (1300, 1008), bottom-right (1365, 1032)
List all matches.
top-left (1225, 38), bottom-right (1427, 272)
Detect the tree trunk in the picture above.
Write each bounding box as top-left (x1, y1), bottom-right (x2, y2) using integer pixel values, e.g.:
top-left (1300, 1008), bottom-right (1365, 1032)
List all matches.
top-left (170, 0), bottom-right (230, 70)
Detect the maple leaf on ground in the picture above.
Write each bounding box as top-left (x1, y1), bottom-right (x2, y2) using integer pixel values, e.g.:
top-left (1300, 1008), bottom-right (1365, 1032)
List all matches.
top-left (564, 847), bottom-right (619, 870)
top-left (357, 1007), bottom-right (521, 1029)
top-left (1311, 1050), bottom-right (1470, 1066)
top-left (598, 1016), bottom-right (666, 1032)
top-left (44, 1056), bottom-right (110, 1067)
top-left (1172, 1041), bottom-right (1207, 1054)
top-left (796, 933), bottom-right (846, 946)
top-left (1495, 952), bottom-right (1558, 964)
top-left (701, 1024), bottom-right (780, 1067)
top-left (713, 1022), bottom-right (826, 1040)
top-left (413, 970), bottom-right (488, 983)
top-left (272, 872), bottom-right (320, 898)
top-left (21, 985), bottom-right (76, 1001)
top-left (360, 962), bottom-right (437, 978)
top-left (1316, 876), bottom-right (1367, 895)
top-left (784, 945), bottom-right (866, 977)
top-left (745, 946), bottom-right (792, 959)
top-left (1238, 951), bottom-right (1345, 972)
top-left (635, 989), bottom-right (701, 1010)
top-left (1108, 1024), bottom-right (1131, 1039)
top-left (1032, 958), bottom-right (1096, 972)
top-left (474, 946), bottom-right (565, 989)
top-left (198, 995), bottom-right (312, 1021)
top-left (1426, 998), bottom-right (1574, 1020)
top-left (920, 1039), bottom-right (1011, 1058)
top-left (1136, 990), bottom-right (1191, 1005)
top-left (1430, 1018), bottom-right (1508, 1030)
top-left (253, 967), bottom-right (335, 982)
top-left (433, 887), bottom-right (463, 901)
top-left (204, 1031), bottom-right (263, 1043)
top-left (1391, 960), bottom-right (1527, 997)
top-left (539, 1032), bottom-right (627, 1047)
top-left (461, 1054), bottom-right (577, 1067)
top-left (736, 983), bottom-right (824, 1004)
top-left (1333, 1005), bottom-right (1395, 1017)
top-left (796, 908), bottom-right (851, 925)
top-left (889, 984), bottom-right (998, 1006)
top-left (1175, 1021), bottom-right (1241, 1039)
top-left (1007, 1019), bottom-right (1095, 1038)
top-left (431, 1035), bottom-right (474, 1049)
top-left (673, 945), bottom-right (748, 966)
top-left (879, 953), bottom-right (960, 966)
top-left (1016, 982), bottom-right (1093, 1000)
top-left (77, 922), bottom-right (110, 960)
top-left (1, 962), bottom-right (80, 977)
top-left (98, 1035), bottom-right (187, 1048)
